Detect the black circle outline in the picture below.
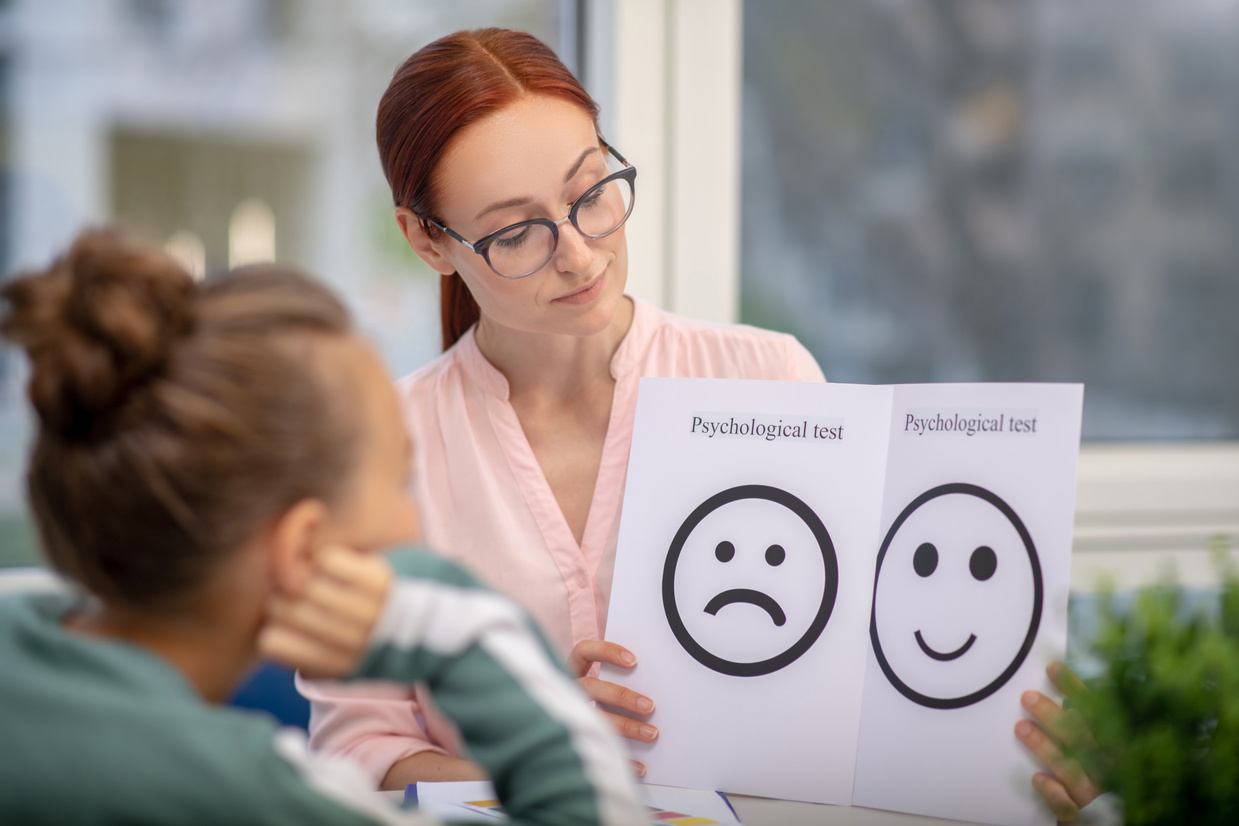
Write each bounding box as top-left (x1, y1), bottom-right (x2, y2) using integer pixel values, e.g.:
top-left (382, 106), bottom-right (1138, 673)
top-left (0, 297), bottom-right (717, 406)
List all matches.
top-left (663, 484), bottom-right (838, 677)
top-left (869, 483), bottom-right (1043, 709)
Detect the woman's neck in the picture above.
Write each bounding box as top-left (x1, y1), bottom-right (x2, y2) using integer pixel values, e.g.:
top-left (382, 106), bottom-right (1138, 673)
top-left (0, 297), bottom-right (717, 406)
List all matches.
top-left (474, 296), bottom-right (635, 402)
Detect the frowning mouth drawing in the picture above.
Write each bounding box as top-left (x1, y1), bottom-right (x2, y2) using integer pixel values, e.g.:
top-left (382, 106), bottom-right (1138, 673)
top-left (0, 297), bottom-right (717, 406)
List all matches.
top-left (704, 589), bottom-right (787, 626)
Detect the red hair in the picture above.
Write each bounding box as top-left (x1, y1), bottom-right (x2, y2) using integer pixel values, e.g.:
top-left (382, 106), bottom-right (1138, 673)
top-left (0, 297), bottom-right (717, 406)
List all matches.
top-left (376, 28), bottom-right (601, 351)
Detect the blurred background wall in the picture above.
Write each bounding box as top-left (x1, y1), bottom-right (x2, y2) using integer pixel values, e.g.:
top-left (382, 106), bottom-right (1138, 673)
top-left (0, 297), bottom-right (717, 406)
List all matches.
top-left (0, 0), bottom-right (564, 564)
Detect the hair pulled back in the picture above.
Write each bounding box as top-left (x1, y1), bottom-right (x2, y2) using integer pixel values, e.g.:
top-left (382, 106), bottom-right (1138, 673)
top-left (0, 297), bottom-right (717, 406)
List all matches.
top-left (376, 27), bottom-right (601, 350)
top-left (1, 229), bottom-right (358, 610)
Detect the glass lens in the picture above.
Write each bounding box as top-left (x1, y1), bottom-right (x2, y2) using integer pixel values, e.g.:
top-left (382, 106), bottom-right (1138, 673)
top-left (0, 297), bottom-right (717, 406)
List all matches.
top-left (486, 222), bottom-right (556, 277)
top-left (574, 174), bottom-right (634, 238)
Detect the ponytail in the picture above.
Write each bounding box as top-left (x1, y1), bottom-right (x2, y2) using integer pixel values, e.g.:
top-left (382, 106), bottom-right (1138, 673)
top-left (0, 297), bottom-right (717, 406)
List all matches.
top-left (440, 273), bottom-right (481, 351)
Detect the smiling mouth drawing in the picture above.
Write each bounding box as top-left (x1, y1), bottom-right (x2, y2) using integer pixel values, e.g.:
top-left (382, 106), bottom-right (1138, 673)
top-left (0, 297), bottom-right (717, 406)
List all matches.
top-left (704, 589), bottom-right (787, 626)
top-left (914, 630), bottom-right (977, 661)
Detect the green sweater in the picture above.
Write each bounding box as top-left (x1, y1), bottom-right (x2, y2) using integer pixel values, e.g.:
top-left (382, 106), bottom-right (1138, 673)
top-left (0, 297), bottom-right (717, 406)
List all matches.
top-left (0, 549), bottom-right (645, 825)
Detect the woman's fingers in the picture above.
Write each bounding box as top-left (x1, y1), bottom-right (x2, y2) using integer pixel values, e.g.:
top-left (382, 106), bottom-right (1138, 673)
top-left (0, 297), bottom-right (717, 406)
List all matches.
top-left (1031, 772), bottom-right (1082, 822)
top-left (597, 707), bottom-right (659, 744)
top-left (580, 675), bottom-right (658, 742)
top-left (566, 640), bottom-right (657, 743)
top-left (1015, 718), bottom-right (1100, 810)
top-left (567, 639), bottom-right (637, 677)
top-left (1021, 689), bottom-right (1080, 747)
top-left (1048, 660), bottom-right (1087, 698)
top-left (580, 674), bottom-right (655, 715)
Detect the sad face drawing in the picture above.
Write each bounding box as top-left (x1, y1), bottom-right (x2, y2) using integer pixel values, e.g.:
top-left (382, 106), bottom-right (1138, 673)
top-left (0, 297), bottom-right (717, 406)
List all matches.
top-left (663, 485), bottom-right (838, 677)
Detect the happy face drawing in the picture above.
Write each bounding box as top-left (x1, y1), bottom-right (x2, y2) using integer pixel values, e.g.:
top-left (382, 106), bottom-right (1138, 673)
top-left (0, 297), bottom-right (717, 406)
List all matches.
top-left (870, 483), bottom-right (1042, 709)
top-left (663, 485), bottom-right (838, 677)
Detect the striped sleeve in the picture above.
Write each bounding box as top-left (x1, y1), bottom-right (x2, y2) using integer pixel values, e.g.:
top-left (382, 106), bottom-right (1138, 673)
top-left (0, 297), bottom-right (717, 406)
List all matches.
top-left (355, 550), bottom-right (647, 826)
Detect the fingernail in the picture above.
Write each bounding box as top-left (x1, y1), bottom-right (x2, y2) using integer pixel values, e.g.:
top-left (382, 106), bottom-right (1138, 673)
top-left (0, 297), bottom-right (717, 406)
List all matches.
top-left (1015, 720), bottom-right (1033, 737)
top-left (635, 763), bottom-right (647, 777)
top-left (640, 725), bottom-right (659, 741)
top-left (1021, 690), bottom-right (1038, 709)
top-left (636, 697), bottom-right (654, 714)
top-left (621, 652), bottom-right (636, 667)
top-left (1032, 772), bottom-right (1048, 784)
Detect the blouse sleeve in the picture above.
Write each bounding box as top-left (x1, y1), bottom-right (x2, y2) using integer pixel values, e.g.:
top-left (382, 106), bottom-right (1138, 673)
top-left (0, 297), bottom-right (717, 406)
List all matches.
top-left (295, 676), bottom-right (453, 786)
top-left (786, 335), bottom-right (826, 382)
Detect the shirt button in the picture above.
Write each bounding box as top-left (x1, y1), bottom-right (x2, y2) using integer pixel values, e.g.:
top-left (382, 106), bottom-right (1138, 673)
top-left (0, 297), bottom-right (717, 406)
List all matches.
top-left (576, 572), bottom-right (589, 588)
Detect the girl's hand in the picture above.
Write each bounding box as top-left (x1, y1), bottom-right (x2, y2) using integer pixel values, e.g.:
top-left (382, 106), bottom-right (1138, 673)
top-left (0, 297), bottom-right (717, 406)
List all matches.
top-left (1015, 661), bottom-right (1102, 822)
top-left (568, 639), bottom-right (657, 777)
top-left (258, 545), bottom-right (393, 679)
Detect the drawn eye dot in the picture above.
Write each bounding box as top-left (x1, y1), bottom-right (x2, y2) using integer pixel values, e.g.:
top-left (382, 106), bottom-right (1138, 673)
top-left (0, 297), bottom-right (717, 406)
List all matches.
top-left (715, 541), bottom-right (735, 562)
top-left (970, 546), bottom-right (997, 580)
top-left (765, 544), bottom-right (785, 566)
top-left (913, 542), bottom-right (938, 577)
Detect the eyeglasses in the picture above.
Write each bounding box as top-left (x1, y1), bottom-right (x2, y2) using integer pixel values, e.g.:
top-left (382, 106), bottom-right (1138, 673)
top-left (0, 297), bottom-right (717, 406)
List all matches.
top-left (424, 141), bottom-right (637, 279)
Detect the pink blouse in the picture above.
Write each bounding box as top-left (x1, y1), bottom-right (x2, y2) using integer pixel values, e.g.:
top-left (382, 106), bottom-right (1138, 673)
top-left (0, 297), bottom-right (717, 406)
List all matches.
top-left (299, 297), bottom-right (825, 783)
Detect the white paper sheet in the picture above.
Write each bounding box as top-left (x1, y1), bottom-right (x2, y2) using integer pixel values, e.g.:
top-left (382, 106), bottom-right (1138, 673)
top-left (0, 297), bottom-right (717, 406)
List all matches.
top-left (851, 383), bottom-right (1082, 826)
top-left (603, 378), bottom-right (894, 804)
top-left (604, 378), bottom-right (1083, 823)
top-left (410, 781), bottom-right (742, 824)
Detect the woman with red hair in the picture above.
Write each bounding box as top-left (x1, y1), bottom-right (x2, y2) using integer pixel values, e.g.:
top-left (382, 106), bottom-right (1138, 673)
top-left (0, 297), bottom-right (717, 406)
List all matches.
top-left (299, 26), bottom-right (824, 790)
top-left (301, 29), bottom-right (1102, 821)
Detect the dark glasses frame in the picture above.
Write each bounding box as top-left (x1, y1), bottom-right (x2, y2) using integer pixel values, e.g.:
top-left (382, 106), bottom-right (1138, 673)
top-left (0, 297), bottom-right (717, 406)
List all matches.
top-left (423, 140), bottom-right (637, 279)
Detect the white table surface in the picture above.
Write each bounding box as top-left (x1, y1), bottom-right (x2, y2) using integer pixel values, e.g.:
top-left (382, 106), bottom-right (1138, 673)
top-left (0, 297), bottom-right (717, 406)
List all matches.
top-left (720, 793), bottom-right (973, 826)
top-left (379, 789), bottom-right (977, 825)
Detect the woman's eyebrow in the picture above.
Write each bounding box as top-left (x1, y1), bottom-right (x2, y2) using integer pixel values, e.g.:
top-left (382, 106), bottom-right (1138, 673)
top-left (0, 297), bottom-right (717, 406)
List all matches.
top-left (563, 146), bottom-right (599, 182)
top-left (473, 147), bottom-right (600, 221)
top-left (475, 196), bottom-right (532, 221)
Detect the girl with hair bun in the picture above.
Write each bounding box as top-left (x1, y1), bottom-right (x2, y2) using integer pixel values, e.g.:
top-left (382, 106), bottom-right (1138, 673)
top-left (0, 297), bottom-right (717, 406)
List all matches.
top-left (300, 27), bottom-right (824, 788)
top-left (0, 229), bottom-right (646, 826)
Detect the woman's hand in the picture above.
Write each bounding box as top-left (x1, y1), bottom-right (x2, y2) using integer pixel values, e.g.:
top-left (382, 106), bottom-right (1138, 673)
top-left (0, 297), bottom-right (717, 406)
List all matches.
top-left (568, 639), bottom-right (657, 776)
top-left (1015, 661), bottom-right (1102, 822)
top-left (258, 545), bottom-right (393, 679)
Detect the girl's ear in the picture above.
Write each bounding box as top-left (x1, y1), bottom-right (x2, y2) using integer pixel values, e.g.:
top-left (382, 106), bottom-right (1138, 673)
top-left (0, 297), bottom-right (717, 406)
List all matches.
top-left (267, 498), bottom-right (328, 596)
top-left (395, 208), bottom-right (456, 276)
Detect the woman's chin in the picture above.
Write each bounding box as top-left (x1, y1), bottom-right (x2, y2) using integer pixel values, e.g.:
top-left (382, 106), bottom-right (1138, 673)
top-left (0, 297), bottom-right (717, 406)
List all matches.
top-left (547, 272), bottom-right (627, 334)
top-left (573, 285), bottom-right (629, 337)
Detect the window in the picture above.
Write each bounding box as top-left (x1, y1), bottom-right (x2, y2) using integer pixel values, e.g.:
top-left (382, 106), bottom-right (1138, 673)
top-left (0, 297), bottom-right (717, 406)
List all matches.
top-left (741, 0), bottom-right (1239, 441)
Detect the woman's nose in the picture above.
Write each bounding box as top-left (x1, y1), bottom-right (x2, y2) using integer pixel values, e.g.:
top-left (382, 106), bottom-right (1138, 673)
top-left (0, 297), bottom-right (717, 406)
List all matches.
top-left (553, 220), bottom-right (594, 273)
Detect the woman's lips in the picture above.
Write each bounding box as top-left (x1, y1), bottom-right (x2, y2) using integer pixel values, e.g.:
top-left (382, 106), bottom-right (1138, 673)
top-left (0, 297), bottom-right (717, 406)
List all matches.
top-left (554, 270), bottom-right (606, 305)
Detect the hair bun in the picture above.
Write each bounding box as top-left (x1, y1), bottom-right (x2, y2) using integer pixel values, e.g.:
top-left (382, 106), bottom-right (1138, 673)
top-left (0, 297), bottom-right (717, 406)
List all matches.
top-left (1, 229), bottom-right (195, 439)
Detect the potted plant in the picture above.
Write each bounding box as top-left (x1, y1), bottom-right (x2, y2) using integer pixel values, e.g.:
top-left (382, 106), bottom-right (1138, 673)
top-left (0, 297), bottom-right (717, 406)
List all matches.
top-left (1068, 563), bottom-right (1239, 825)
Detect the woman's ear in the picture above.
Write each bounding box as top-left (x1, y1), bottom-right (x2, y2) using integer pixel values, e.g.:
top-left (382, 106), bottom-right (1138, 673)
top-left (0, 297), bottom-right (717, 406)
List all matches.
top-left (267, 499), bottom-right (329, 596)
top-left (395, 208), bottom-right (456, 276)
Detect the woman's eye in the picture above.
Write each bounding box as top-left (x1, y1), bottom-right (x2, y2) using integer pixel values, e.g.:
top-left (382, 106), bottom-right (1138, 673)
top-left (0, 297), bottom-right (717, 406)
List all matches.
top-left (493, 226), bottom-right (532, 249)
top-left (578, 184), bottom-right (607, 209)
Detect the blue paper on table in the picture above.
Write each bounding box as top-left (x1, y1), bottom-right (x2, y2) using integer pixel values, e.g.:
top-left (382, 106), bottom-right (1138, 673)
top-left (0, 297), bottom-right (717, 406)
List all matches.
top-left (405, 780), bottom-right (741, 824)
